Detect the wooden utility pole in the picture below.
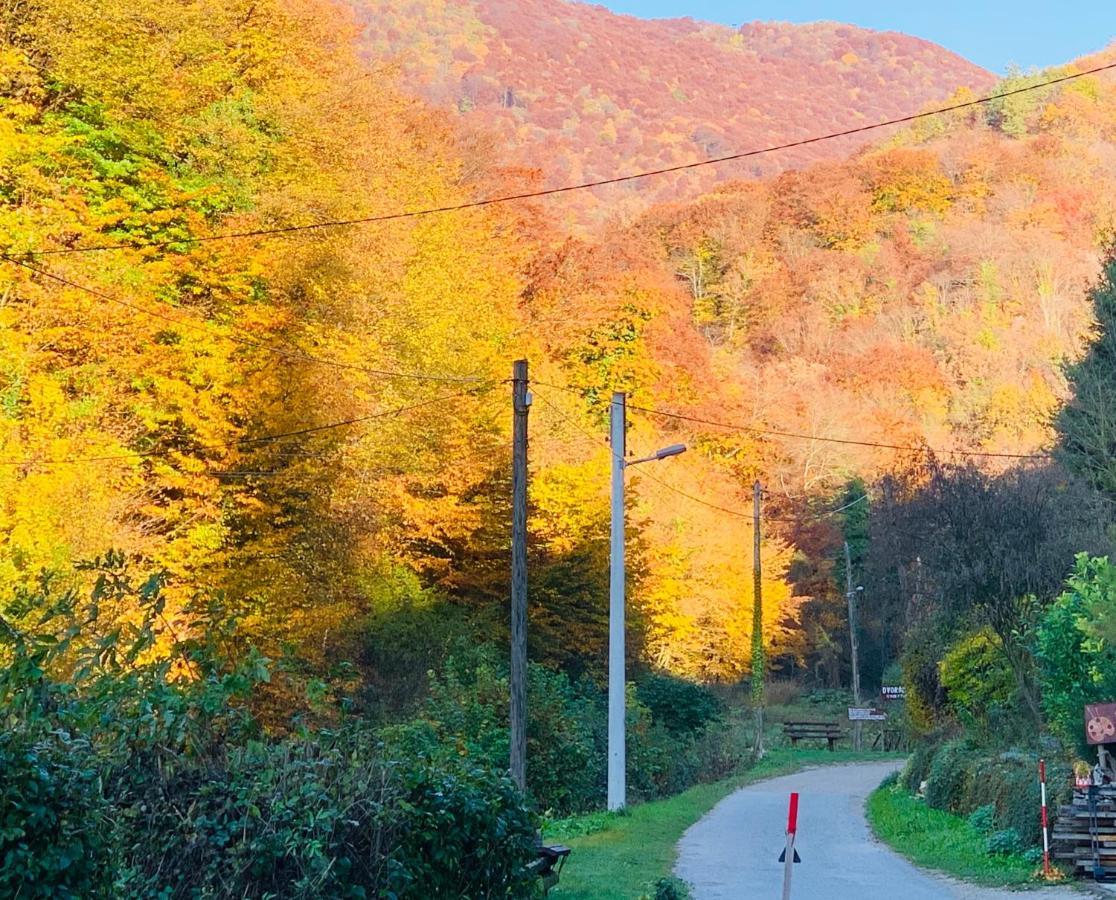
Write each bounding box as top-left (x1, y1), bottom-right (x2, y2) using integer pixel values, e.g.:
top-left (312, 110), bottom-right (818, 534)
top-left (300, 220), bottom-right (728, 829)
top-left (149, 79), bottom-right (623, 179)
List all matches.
top-left (510, 359), bottom-right (529, 792)
top-left (844, 540), bottom-right (862, 752)
top-left (752, 480), bottom-right (765, 757)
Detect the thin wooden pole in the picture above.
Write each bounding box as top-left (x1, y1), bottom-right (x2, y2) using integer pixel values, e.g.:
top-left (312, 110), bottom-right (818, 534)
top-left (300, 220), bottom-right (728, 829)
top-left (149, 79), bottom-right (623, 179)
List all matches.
top-left (845, 541), bottom-right (862, 752)
top-left (753, 480), bottom-right (765, 756)
top-left (510, 359), bottom-right (529, 792)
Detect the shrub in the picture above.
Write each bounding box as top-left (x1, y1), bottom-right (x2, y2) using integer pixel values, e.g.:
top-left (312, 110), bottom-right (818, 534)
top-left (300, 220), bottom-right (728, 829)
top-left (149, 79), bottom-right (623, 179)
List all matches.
top-left (396, 648), bottom-right (745, 815)
top-left (901, 631), bottom-right (947, 734)
top-left (385, 762), bottom-right (537, 898)
top-left (901, 740), bottom-right (939, 792)
top-left (387, 646), bottom-right (605, 814)
top-left (938, 629), bottom-right (1015, 723)
top-left (1036, 555), bottom-right (1116, 755)
top-left (804, 687), bottom-right (851, 708)
top-left (924, 740), bottom-right (980, 813)
top-left (359, 573), bottom-right (476, 717)
top-left (635, 672), bottom-right (723, 735)
top-left (908, 739), bottom-right (1061, 848)
top-left (0, 560), bottom-right (541, 899)
top-left (688, 720), bottom-right (746, 783)
top-left (967, 803), bottom-right (996, 835)
top-left (0, 731), bottom-right (112, 899)
top-left (986, 828), bottom-right (1025, 856)
top-left (966, 750), bottom-right (1068, 846)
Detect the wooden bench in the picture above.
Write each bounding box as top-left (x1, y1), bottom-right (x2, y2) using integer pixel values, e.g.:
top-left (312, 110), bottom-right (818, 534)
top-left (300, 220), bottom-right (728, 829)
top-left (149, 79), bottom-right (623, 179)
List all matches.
top-left (528, 842), bottom-right (571, 894)
top-left (783, 720), bottom-right (842, 751)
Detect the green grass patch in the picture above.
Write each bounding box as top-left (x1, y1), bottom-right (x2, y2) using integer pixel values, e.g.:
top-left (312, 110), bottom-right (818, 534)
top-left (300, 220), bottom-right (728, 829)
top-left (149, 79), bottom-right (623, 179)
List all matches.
top-left (865, 781), bottom-right (1038, 887)
top-left (548, 749), bottom-right (900, 899)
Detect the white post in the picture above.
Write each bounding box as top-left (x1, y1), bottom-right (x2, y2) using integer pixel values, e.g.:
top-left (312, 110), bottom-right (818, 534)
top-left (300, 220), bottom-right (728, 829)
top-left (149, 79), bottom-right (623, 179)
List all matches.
top-left (608, 391), bottom-right (626, 811)
top-left (782, 791), bottom-right (799, 900)
top-left (1040, 758), bottom-right (1051, 877)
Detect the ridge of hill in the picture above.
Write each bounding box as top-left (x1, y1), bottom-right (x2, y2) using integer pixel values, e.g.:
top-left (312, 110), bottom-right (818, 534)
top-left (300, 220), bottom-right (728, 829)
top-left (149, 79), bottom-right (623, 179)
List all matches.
top-left (348, 0), bottom-right (994, 224)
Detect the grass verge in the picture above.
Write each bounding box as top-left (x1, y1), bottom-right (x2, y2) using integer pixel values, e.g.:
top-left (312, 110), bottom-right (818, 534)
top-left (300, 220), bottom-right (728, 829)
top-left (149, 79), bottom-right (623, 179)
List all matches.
top-left (865, 780), bottom-right (1039, 887)
top-left (547, 749), bottom-right (900, 899)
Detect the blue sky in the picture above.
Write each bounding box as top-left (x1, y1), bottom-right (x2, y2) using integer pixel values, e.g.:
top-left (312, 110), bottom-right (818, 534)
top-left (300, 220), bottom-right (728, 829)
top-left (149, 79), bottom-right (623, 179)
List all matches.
top-left (600, 1), bottom-right (1114, 74)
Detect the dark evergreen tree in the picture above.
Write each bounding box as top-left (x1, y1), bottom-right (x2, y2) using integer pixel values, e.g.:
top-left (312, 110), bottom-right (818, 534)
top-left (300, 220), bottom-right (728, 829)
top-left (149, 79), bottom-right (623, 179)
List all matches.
top-left (1056, 253), bottom-right (1116, 500)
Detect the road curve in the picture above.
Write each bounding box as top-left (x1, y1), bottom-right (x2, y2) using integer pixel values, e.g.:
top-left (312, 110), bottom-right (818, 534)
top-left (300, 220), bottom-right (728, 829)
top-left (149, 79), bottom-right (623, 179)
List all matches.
top-left (674, 761), bottom-right (1076, 900)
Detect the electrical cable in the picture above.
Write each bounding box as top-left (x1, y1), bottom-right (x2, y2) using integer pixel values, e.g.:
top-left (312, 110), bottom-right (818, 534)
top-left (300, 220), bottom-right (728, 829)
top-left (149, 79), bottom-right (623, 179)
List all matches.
top-left (0, 256), bottom-right (497, 385)
top-left (531, 387), bottom-right (868, 523)
top-left (623, 402), bottom-right (1053, 460)
top-left (9, 60), bottom-right (1115, 258)
top-left (0, 390), bottom-right (480, 468)
top-left (528, 382), bottom-right (1051, 459)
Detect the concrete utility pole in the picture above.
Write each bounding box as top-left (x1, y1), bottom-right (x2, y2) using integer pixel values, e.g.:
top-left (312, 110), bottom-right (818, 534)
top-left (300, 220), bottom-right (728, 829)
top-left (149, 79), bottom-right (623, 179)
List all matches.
top-left (752, 480), bottom-right (765, 757)
top-left (607, 393), bottom-right (686, 811)
top-left (844, 540), bottom-right (863, 752)
top-left (608, 391), bottom-right (628, 811)
top-left (510, 359), bottom-right (530, 792)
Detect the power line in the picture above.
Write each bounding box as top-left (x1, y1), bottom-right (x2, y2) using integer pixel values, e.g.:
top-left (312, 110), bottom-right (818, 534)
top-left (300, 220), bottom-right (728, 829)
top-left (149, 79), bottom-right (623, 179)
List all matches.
top-left (0, 391), bottom-right (478, 468)
top-left (10, 61), bottom-right (1116, 258)
top-left (529, 381), bottom-right (1052, 460)
top-left (531, 387), bottom-right (867, 523)
top-left (623, 402), bottom-right (1053, 461)
top-left (0, 256), bottom-right (495, 385)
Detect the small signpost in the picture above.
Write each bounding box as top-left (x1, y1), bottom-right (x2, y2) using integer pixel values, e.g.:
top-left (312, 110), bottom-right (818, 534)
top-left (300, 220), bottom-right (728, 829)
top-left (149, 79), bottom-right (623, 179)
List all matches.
top-left (881, 685), bottom-right (906, 701)
top-left (848, 707), bottom-right (887, 722)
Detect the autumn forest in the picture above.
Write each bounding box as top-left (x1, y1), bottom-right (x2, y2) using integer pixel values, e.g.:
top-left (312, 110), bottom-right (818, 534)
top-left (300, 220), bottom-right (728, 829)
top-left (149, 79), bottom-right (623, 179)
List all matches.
top-left (5, 0), bottom-right (1116, 896)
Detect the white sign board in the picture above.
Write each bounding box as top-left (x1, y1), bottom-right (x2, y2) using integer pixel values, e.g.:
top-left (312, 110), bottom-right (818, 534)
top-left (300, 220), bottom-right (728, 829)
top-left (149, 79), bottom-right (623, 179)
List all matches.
top-left (848, 707), bottom-right (888, 722)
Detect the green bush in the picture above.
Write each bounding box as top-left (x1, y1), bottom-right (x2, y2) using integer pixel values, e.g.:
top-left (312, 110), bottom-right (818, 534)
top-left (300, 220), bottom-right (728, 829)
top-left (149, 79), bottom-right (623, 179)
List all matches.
top-left (938, 629), bottom-right (1015, 723)
top-left (635, 672), bottom-right (723, 735)
top-left (966, 803), bottom-right (996, 835)
top-left (0, 560), bottom-right (540, 899)
top-left (386, 762), bottom-right (537, 898)
top-left (393, 647), bottom-right (745, 816)
top-left (386, 646), bottom-right (605, 814)
top-left (909, 738), bottom-right (1060, 848)
top-left (986, 828), bottom-right (1025, 856)
top-left (1036, 554), bottom-right (1116, 755)
top-left (966, 751), bottom-right (1068, 846)
top-left (0, 731), bottom-right (112, 899)
top-left (901, 740), bottom-right (939, 792)
top-left (924, 740), bottom-right (980, 813)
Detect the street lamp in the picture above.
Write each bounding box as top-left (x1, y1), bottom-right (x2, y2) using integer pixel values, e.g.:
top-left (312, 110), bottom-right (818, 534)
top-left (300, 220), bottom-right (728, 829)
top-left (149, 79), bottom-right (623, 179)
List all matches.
top-left (608, 392), bottom-right (687, 811)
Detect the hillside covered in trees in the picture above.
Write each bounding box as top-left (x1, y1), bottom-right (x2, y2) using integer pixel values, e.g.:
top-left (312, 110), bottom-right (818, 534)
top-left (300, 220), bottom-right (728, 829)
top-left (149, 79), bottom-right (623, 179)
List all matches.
top-left (522, 47), bottom-right (1116, 681)
top-left (350, 0), bottom-right (994, 225)
top-left (5, 0), bottom-right (1116, 893)
top-left (4, 0), bottom-right (1116, 739)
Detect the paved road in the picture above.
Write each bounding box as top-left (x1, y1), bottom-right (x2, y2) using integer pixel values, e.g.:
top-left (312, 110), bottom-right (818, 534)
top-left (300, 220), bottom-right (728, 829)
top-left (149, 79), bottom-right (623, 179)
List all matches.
top-left (675, 761), bottom-right (1077, 900)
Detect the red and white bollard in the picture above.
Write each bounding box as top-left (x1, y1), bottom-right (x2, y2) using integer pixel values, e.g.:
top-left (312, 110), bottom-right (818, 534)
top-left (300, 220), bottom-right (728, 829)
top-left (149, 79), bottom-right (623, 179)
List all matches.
top-left (782, 792), bottom-right (800, 900)
top-left (1040, 758), bottom-right (1052, 877)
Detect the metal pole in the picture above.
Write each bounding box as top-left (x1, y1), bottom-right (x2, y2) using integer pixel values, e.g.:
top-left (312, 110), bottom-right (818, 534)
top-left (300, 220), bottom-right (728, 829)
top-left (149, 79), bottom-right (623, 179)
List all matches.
top-left (1040, 758), bottom-right (1052, 878)
top-left (845, 541), bottom-right (862, 752)
top-left (752, 480), bottom-right (765, 756)
top-left (510, 359), bottom-right (529, 793)
top-left (608, 391), bottom-right (627, 811)
top-left (782, 792), bottom-right (799, 900)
